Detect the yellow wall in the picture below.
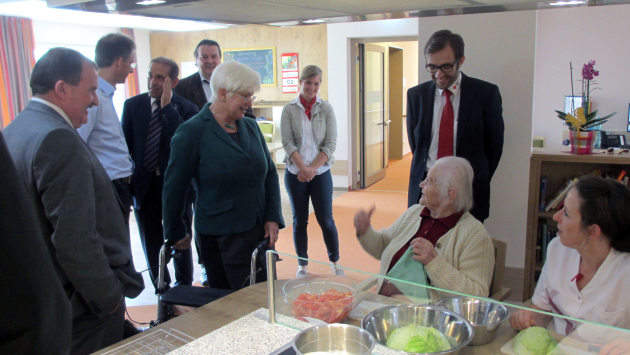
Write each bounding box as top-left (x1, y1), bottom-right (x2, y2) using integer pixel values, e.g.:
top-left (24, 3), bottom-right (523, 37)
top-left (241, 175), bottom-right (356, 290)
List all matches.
top-left (150, 24), bottom-right (328, 101)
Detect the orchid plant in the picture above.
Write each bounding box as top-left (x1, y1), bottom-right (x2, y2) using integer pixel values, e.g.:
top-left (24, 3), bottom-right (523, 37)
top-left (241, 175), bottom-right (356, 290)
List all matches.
top-left (555, 60), bottom-right (616, 131)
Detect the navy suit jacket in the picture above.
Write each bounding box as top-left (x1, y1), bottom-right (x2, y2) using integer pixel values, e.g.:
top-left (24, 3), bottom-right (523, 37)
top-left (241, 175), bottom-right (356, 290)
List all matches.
top-left (174, 72), bottom-right (256, 118)
top-left (406, 73), bottom-right (504, 222)
top-left (121, 92), bottom-right (199, 209)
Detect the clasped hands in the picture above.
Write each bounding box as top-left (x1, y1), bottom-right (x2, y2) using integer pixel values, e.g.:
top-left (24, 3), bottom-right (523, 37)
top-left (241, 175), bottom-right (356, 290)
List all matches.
top-left (353, 206), bottom-right (437, 265)
top-left (297, 166), bottom-right (317, 182)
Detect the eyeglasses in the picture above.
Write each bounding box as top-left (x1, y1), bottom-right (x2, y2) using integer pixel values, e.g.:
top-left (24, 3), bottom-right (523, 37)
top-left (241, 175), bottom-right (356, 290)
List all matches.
top-left (422, 177), bottom-right (439, 187)
top-left (231, 92), bottom-right (256, 103)
top-left (130, 63), bottom-right (137, 69)
top-left (425, 59), bottom-right (459, 74)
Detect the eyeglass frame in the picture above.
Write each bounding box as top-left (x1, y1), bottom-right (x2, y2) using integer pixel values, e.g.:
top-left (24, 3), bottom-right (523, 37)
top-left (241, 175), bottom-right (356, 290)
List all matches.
top-left (130, 62), bottom-right (137, 69)
top-left (425, 59), bottom-right (460, 74)
top-left (230, 92), bottom-right (256, 103)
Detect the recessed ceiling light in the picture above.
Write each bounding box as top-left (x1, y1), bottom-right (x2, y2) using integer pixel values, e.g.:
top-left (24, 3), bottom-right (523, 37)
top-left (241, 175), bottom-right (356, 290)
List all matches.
top-left (0, 0), bottom-right (227, 31)
top-left (136, 0), bottom-right (166, 5)
top-left (303, 19), bottom-right (326, 23)
top-left (549, 0), bottom-right (587, 6)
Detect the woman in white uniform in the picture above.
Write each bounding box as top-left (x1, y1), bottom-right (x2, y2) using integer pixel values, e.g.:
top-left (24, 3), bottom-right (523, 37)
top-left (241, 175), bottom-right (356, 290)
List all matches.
top-left (510, 175), bottom-right (630, 354)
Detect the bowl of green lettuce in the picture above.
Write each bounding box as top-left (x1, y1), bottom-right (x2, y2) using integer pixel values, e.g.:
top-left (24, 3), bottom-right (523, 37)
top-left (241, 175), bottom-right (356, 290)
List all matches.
top-left (361, 305), bottom-right (474, 354)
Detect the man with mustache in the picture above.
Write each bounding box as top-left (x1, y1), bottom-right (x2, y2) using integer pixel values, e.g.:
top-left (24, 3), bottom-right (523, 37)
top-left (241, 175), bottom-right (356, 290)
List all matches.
top-left (122, 57), bottom-right (199, 293)
top-left (174, 39), bottom-right (255, 286)
top-left (407, 29), bottom-right (504, 223)
top-left (2, 47), bottom-right (144, 354)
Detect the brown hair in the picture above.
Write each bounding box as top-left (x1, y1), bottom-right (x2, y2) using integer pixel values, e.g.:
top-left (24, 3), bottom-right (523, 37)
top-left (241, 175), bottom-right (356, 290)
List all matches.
top-left (424, 29), bottom-right (465, 60)
top-left (300, 65), bottom-right (323, 83)
top-left (575, 175), bottom-right (630, 253)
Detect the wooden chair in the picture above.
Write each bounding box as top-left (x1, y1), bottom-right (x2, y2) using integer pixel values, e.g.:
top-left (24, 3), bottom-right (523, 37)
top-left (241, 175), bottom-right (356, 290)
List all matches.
top-left (490, 238), bottom-right (511, 301)
top-left (356, 238), bottom-right (512, 302)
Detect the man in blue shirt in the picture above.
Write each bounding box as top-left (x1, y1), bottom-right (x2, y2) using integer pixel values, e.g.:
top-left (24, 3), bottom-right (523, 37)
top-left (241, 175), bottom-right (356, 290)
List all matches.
top-left (78, 33), bottom-right (136, 227)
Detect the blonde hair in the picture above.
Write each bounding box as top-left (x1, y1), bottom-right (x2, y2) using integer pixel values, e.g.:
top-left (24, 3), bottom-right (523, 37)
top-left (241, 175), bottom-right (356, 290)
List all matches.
top-left (300, 65), bottom-right (323, 83)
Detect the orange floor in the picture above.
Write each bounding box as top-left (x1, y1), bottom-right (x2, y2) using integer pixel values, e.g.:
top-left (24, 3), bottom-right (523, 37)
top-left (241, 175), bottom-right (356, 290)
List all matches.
top-left (126, 154), bottom-right (412, 326)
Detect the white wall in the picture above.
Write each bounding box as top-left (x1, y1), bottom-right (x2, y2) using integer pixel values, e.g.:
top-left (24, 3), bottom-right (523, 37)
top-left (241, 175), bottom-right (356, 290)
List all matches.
top-left (327, 19), bottom-right (419, 187)
top-left (32, 21), bottom-right (152, 115)
top-left (532, 5), bottom-right (630, 149)
top-left (418, 11), bottom-right (537, 268)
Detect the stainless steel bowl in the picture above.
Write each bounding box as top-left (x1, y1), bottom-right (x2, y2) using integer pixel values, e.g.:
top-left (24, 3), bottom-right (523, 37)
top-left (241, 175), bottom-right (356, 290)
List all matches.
top-left (292, 323), bottom-right (377, 355)
top-left (436, 296), bottom-right (509, 346)
top-left (361, 305), bottom-right (474, 354)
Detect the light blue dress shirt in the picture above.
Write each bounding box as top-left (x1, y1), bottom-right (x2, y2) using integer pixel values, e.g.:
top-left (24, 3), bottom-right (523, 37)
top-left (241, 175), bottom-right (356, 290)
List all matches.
top-left (77, 76), bottom-right (134, 180)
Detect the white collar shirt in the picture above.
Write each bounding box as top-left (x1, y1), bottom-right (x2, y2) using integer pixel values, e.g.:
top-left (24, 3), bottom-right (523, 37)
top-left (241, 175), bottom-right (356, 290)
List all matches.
top-left (532, 238), bottom-right (630, 342)
top-left (426, 71), bottom-right (462, 171)
top-left (199, 72), bottom-right (212, 103)
top-left (286, 95), bottom-right (331, 176)
top-left (31, 97), bottom-right (74, 128)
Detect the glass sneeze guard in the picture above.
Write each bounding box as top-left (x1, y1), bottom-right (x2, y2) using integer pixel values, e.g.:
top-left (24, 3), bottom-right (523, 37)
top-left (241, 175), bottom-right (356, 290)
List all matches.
top-left (265, 250), bottom-right (630, 355)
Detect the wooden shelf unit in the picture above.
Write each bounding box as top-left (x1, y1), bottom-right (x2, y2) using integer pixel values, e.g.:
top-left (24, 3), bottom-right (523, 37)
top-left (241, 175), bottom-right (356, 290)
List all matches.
top-left (523, 148), bottom-right (630, 300)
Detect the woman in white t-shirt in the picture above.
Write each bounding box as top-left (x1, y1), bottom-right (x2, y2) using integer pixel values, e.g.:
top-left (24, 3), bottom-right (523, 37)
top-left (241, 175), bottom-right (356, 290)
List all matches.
top-left (510, 175), bottom-right (630, 353)
top-left (281, 65), bottom-right (341, 278)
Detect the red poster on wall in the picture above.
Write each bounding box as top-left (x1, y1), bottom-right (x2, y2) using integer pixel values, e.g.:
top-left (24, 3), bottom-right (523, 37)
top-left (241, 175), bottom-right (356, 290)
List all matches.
top-left (281, 52), bottom-right (298, 93)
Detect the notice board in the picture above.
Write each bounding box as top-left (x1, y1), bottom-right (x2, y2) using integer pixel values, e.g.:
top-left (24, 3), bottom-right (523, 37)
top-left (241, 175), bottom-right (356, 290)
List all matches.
top-left (223, 46), bottom-right (276, 87)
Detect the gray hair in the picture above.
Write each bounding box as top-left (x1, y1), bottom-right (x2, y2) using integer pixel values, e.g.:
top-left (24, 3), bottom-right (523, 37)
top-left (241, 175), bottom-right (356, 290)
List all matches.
top-left (432, 156), bottom-right (474, 213)
top-left (300, 65), bottom-right (323, 83)
top-left (210, 61), bottom-right (261, 103)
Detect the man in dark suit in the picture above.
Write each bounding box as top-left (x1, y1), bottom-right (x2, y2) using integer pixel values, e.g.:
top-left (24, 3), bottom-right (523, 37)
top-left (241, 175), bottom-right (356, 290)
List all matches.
top-left (174, 39), bottom-right (255, 117)
top-left (0, 134), bottom-right (72, 355)
top-left (122, 57), bottom-right (199, 292)
top-left (407, 30), bottom-right (504, 222)
top-left (3, 48), bottom-right (144, 354)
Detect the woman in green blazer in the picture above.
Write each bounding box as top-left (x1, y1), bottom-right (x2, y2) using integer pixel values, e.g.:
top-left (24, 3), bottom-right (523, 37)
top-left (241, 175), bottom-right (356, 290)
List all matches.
top-left (163, 61), bottom-right (284, 290)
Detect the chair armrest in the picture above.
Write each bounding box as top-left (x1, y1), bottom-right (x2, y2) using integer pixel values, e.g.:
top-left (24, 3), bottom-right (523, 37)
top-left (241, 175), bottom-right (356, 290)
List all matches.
top-left (490, 287), bottom-right (511, 302)
top-left (357, 275), bottom-right (379, 291)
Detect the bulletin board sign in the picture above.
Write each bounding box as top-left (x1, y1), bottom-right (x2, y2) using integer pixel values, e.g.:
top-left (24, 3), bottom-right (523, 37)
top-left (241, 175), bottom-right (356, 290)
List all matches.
top-left (223, 47), bottom-right (276, 87)
top-left (281, 52), bottom-right (299, 93)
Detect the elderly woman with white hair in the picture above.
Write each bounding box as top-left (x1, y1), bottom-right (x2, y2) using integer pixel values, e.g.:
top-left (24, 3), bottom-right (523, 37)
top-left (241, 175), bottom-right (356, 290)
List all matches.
top-left (163, 61), bottom-right (284, 290)
top-left (354, 156), bottom-right (495, 297)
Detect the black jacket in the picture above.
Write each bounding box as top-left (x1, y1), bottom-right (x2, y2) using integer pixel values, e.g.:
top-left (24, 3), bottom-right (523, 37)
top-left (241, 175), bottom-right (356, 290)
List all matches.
top-left (406, 73), bottom-right (504, 222)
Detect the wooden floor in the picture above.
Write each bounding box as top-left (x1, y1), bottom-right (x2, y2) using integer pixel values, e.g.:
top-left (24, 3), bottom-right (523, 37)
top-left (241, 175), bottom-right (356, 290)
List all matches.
top-left (126, 157), bottom-right (413, 324)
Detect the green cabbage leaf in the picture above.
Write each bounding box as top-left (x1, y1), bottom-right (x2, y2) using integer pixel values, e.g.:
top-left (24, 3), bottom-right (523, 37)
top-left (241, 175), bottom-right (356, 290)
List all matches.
top-left (386, 323), bottom-right (451, 353)
top-left (512, 326), bottom-right (563, 355)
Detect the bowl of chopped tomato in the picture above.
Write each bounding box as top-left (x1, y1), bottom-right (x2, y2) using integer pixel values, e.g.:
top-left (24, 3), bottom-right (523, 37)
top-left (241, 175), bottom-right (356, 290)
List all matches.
top-left (283, 275), bottom-right (358, 324)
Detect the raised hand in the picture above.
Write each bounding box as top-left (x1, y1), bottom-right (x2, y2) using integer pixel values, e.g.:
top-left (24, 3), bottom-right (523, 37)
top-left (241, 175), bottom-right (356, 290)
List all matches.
top-left (354, 205), bottom-right (376, 236)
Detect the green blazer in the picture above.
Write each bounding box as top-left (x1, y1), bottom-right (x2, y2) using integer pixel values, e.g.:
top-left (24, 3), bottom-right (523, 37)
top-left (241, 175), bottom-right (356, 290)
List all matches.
top-left (162, 104), bottom-right (285, 243)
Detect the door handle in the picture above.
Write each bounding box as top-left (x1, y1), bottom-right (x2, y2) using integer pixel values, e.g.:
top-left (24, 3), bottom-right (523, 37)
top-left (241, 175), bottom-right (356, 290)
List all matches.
top-left (376, 120), bottom-right (392, 126)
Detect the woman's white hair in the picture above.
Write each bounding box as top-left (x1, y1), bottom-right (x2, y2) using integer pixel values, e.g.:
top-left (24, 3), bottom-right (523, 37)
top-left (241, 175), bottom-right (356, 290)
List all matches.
top-left (210, 61), bottom-right (261, 103)
top-left (432, 156), bottom-right (474, 213)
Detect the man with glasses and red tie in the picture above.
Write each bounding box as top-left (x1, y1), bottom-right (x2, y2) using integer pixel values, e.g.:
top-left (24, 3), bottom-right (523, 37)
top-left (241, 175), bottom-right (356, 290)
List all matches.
top-left (407, 29), bottom-right (504, 223)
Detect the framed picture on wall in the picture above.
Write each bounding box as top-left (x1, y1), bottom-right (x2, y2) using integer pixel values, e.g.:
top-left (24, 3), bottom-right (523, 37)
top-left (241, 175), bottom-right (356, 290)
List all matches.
top-left (223, 46), bottom-right (277, 87)
top-left (564, 95), bottom-right (583, 115)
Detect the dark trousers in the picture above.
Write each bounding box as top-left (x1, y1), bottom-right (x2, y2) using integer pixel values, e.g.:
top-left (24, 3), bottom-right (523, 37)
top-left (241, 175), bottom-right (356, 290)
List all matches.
top-left (197, 222), bottom-right (267, 291)
top-left (112, 178), bottom-right (132, 228)
top-left (134, 174), bottom-right (193, 291)
top-left (70, 299), bottom-right (126, 355)
top-left (284, 169), bottom-right (339, 266)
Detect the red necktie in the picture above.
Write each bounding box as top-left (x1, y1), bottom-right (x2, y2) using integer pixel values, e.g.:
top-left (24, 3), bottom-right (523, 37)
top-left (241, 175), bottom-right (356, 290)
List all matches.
top-left (437, 89), bottom-right (454, 159)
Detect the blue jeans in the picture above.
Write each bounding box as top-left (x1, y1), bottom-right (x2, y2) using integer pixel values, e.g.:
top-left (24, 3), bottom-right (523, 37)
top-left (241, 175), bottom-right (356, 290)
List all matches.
top-left (285, 169), bottom-right (339, 266)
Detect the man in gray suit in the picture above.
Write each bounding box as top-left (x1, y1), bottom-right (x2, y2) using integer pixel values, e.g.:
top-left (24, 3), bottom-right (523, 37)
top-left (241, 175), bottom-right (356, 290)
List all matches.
top-left (2, 48), bottom-right (144, 354)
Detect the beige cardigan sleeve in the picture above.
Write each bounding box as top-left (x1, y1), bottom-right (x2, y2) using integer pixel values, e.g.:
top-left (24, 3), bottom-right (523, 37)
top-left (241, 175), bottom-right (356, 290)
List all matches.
top-left (424, 219), bottom-right (495, 297)
top-left (357, 206), bottom-right (420, 261)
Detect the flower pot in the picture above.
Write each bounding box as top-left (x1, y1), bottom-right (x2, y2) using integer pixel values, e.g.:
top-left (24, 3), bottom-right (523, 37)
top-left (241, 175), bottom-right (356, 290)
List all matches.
top-left (570, 131), bottom-right (596, 154)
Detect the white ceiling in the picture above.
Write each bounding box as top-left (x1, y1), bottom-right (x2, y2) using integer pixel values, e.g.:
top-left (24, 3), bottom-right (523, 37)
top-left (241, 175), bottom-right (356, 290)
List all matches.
top-left (42, 0), bottom-right (630, 27)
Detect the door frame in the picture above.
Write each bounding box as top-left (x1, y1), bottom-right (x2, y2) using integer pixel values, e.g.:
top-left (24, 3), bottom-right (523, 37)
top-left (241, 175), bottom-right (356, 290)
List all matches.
top-left (350, 36), bottom-right (417, 190)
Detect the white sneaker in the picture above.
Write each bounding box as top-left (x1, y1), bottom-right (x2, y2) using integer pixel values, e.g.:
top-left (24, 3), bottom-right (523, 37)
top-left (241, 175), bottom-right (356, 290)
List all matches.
top-left (296, 266), bottom-right (308, 278)
top-left (331, 262), bottom-right (346, 277)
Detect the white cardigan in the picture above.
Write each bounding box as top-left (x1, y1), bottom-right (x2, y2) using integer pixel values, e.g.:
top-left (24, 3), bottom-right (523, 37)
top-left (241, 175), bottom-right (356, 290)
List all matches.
top-left (358, 204), bottom-right (495, 298)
